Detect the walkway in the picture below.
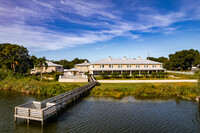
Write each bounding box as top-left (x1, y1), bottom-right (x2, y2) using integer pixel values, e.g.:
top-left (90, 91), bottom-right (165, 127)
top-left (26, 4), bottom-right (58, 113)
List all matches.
top-left (97, 79), bottom-right (198, 83)
top-left (14, 76), bottom-right (97, 126)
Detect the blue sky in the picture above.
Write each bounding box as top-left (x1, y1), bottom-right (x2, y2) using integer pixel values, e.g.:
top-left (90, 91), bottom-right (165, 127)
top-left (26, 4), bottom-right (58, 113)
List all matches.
top-left (0, 0), bottom-right (200, 62)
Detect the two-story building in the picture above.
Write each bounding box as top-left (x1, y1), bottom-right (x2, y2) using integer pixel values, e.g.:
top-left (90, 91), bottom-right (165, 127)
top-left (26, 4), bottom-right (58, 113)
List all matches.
top-left (74, 61), bottom-right (90, 74)
top-left (89, 56), bottom-right (165, 76)
top-left (30, 61), bottom-right (63, 74)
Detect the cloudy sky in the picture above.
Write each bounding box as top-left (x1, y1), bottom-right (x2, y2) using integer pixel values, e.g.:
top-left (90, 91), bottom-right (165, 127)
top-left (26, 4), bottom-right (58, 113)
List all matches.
top-left (0, 0), bottom-right (200, 61)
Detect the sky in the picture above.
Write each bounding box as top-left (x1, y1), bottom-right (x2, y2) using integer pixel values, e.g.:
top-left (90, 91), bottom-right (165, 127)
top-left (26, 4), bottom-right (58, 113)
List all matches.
top-left (0, 0), bottom-right (200, 62)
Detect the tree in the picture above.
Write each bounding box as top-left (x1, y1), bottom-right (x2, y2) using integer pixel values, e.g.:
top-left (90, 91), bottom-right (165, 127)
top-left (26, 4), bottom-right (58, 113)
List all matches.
top-left (168, 49), bottom-right (199, 71)
top-left (151, 72), bottom-right (157, 78)
top-left (53, 58), bottom-right (89, 69)
top-left (34, 57), bottom-right (48, 81)
top-left (0, 43), bottom-right (30, 73)
top-left (111, 72), bottom-right (119, 78)
top-left (141, 71), bottom-right (148, 77)
top-left (132, 71), bottom-right (138, 78)
top-left (100, 72), bottom-right (108, 79)
top-left (148, 49), bottom-right (200, 71)
top-left (122, 72), bottom-right (129, 78)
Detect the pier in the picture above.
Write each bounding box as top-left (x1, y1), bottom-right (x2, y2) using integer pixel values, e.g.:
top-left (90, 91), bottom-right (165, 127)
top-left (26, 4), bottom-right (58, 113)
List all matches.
top-left (14, 76), bottom-right (97, 126)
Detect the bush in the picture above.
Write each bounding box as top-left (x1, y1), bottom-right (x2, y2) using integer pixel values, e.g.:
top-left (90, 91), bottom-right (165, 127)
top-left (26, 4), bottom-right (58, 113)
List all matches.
top-left (84, 72), bottom-right (89, 76)
top-left (132, 72), bottom-right (138, 78)
top-left (122, 72), bottom-right (129, 78)
top-left (111, 72), bottom-right (119, 78)
top-left (0, 68), bottom-right (14, 80)
top-left (151, 72), bottom-right (157, 78)
top-left (54, 73), bottom-right (61, 81)
top-left (100, 72), bottom-right (108, 79)
top-left (141, 71), bottom-right (148, 77)
top-left (157, 72), bottom-right (165, 78)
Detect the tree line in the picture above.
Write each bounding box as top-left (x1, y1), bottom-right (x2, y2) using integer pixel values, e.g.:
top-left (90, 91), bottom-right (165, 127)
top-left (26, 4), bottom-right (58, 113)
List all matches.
top-left (53, 58), bottom-right (88, 69)
top-left (0, 43), bottom-right (88, 74)
top-left (1, 43), bottom-right (199, 74)
top-left (147, 49), bottom-right (200, 71)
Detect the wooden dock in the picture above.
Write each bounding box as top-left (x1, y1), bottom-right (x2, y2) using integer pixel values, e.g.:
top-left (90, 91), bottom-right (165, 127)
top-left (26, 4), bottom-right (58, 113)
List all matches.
top-left (14, 76), bottom-right (97, 126)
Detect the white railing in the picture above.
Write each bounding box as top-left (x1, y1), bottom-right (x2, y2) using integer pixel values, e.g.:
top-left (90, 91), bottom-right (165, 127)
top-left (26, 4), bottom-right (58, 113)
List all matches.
top-left (15, 76), bottom-right (97, 123)
top-left (166, 70), bottom-right (194, 75)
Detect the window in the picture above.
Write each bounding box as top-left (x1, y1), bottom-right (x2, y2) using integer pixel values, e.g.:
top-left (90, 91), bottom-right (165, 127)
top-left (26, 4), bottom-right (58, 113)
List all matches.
top-left (144, 65), bottom-right (148, 68)
top-left (100, 65), bottom-right (104, 68)
top-left (160, 65), bottom-right (163, 68)
top-left (109, 65), bottom-right (113, 68)
top-left (136, 65), bottom-right (140, 68)
top-left (92, 65), bottom-right (94, 68)
top-left (118, 65), bottom-right (122, 68)
top-left (152, 65), bottom-right (156, 68)
top-left (127, 65), bottom-right (131, 68)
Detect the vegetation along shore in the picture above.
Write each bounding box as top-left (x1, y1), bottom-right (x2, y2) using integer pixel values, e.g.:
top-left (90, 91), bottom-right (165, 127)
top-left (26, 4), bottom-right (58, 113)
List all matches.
top-left (0, 43), bottom-right (200, 100)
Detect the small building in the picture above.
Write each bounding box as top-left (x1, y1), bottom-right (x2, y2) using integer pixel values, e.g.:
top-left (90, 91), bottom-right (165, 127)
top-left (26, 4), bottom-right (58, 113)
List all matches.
top-left (30, 61), bottom-right (63, 74)
top-left (89, 56), bottom-right (165, 76)
top-left (74, 61), bottom-right (90, 74)
top-left (59, 68), bottom-right (88, 82)
top-left (63, 68), bottom-right (79, 76)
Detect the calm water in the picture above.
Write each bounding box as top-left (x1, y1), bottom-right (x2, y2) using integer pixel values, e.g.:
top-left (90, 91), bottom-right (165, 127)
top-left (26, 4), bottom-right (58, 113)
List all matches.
top-left (1, 90), bottom-right (200, 133)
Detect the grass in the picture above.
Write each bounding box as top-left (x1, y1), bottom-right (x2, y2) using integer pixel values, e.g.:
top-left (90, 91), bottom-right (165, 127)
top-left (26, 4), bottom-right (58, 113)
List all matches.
top-left (0, 75), bottom-right (199, 100)
top-left (90, 83), bottom-right (200, 100)
top-left (95, 73), bottom-right (197, 80)
top-left (167, 73), bottom-right (196, 79)
top-left (0, 68), bottom-right (199, 100)
top-left (0, 77), bottom-right (86, 96)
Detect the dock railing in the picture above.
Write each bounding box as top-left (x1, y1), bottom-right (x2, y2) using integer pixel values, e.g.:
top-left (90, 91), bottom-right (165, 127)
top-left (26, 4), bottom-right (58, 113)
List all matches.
top-left (14, 76), bottom-right (97, 125)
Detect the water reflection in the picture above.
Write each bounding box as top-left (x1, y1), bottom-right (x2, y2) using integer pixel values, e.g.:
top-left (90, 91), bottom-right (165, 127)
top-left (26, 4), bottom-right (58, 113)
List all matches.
top-left (1, 90), bottom-right (200, 133)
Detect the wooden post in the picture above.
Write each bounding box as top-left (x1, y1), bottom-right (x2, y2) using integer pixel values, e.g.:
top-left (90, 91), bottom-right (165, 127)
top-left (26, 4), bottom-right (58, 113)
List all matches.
top-left (41, 110), bottom-right (44, 126)
top-left (27, 109), bottom-right (30, 126)
top-left (14, 107), bottom-right (17, 123)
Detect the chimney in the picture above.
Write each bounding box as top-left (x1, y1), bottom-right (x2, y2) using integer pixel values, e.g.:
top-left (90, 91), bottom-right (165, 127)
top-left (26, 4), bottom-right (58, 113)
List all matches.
top-left (138, 56), bottom-right (141, 60)
top-left (108, 56), bottom-right (112, 60)
top-left (124, 56), bottom-right (127, 60)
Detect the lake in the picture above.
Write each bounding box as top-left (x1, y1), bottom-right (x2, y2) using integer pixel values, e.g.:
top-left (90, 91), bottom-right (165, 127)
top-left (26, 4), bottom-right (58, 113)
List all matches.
top-left (0, 90), bottom-right (200, 133)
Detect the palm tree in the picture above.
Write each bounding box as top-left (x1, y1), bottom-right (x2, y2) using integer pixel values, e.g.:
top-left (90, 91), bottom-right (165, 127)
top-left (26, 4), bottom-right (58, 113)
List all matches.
top-left (34, 57), bottom-right (48, 81)
top-left (11, 60), bottom-right (18, 73)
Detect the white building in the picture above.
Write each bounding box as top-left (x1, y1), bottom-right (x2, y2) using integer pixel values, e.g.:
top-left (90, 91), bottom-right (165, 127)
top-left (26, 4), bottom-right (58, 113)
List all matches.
top-left (89, 56), bottom-right (165, 76)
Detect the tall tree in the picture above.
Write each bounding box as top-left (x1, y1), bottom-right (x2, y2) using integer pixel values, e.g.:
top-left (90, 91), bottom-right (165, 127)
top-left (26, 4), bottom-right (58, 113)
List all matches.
top-left (53, 58), bottom-right (89, 69)
top-left (169, 49), bottom-right (199, 70)
top-left (34, 57), bottom-right (48, 81)
top-left (0, 43), bottom-right (30, 73)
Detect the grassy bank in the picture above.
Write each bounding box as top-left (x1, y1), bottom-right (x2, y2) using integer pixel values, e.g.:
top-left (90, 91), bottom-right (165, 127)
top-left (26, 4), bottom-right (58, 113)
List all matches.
top-left (90, 83), bottom-right (200, 100)
top-left (0, 77), bottom-right (86, 96)
top-left (0, 69), bottom-right (199, 100)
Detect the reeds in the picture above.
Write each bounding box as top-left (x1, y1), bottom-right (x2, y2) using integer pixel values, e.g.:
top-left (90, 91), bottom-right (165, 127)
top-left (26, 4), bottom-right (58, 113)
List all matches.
top-left (90, 83), bottom-right (199, 100)
top-left (0, 77), bottom-right (85, 96)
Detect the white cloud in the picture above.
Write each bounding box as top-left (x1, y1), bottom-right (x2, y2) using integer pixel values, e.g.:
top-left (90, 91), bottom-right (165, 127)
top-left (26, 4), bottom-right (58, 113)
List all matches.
top-left (0, 0), bottom-right (200, 51)
top-left (0, 24), bottom-right (113, 51)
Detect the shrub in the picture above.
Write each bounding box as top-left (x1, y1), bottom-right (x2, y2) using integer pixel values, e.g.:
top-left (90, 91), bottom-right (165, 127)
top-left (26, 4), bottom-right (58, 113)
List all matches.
top-left (141, 71), bottom-right (148, 77)
top-left (122, 72), bottom-right (129, 78)
top-left (132, 72), bottom-right (138, 78)
top-left (151, 72), bottom-right (157, 78)
top-left (84, 72), bottom-right (89, 76)
top-left (111, 72), bottom-right (119, 78)
top-left (157, 72), bottom-right (165, 78)
top-left (100, 72), bottom-right (108, 79)
top-left (54, 73), bottom-right (61, 81)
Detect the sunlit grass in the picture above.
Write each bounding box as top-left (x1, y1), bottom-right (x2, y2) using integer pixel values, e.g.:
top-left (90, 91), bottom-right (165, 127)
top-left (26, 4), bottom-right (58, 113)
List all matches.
top-left (0, 77), bottom-right (86, 96)
top-left (90, 83), bottom-right (199, 100)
